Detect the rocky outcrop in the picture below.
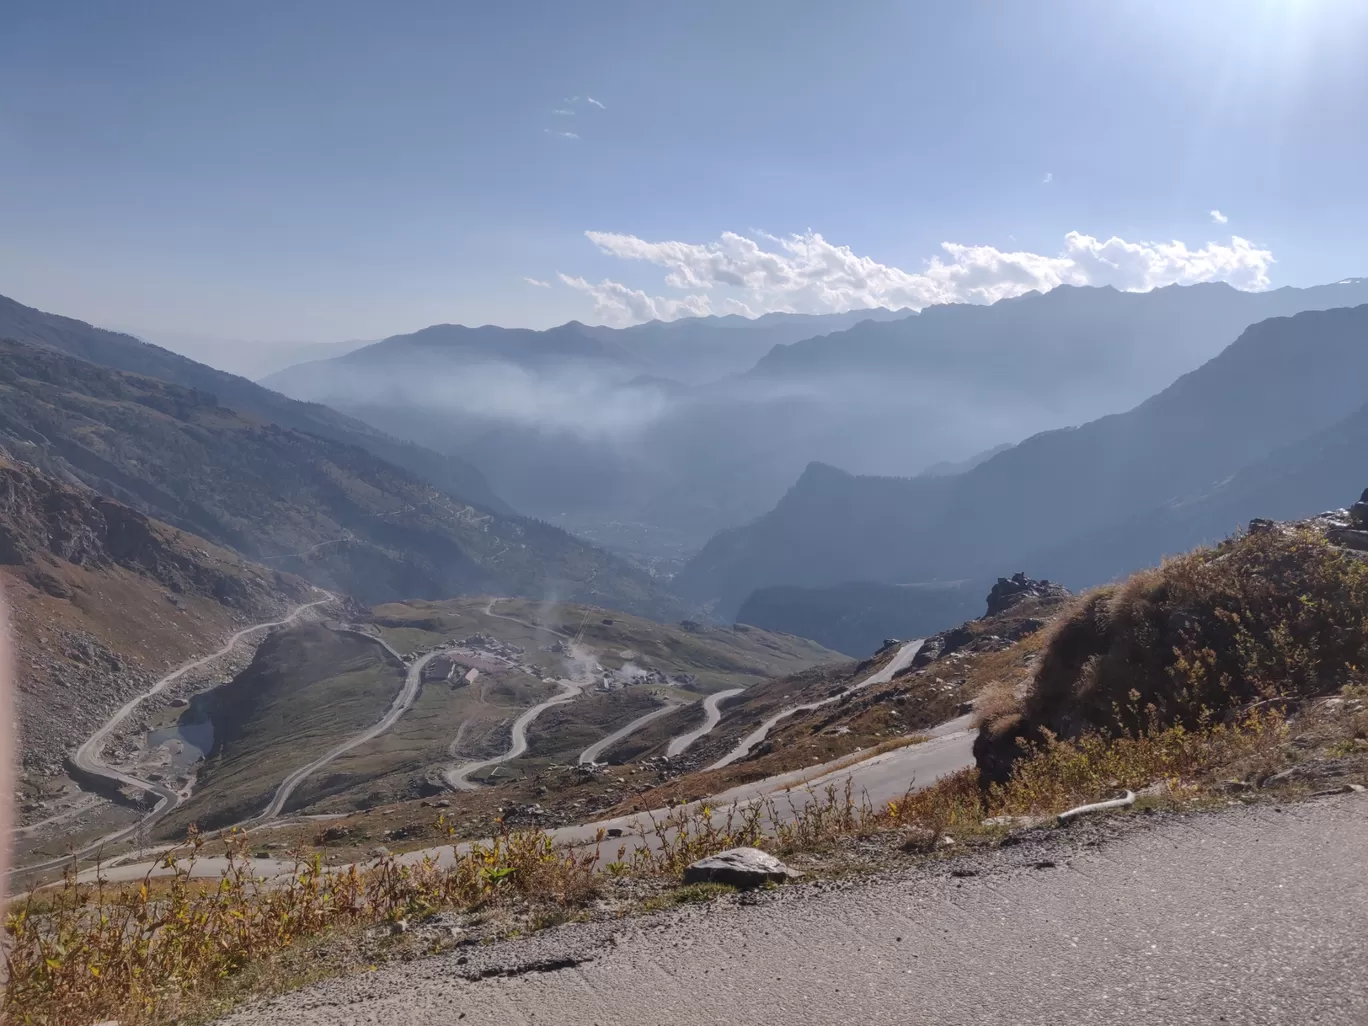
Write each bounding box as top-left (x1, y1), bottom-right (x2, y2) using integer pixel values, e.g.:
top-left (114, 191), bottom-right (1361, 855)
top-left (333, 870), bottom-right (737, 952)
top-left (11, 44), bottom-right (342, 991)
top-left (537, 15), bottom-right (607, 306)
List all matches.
top-left (0, 456), bottom-right (309, 774)
top-left (1352, 488), bottom-right (1368, 529)
top-left (682, 847), bottom-right (798, 888)
top-left (984, 573), bottom-right (1070, 617)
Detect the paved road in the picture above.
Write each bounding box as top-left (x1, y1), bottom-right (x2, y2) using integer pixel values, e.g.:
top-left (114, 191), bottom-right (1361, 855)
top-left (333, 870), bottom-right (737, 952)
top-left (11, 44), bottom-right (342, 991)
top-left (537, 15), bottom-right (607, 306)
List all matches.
top-left (443, 680), bottom-right (583, 790)
top-left (71, 707), bottom-right (978, 886)
top-left (13, 592), bottom-right (334, 880)
top-left (578, 701), bottom-right (683, 765)
top-left (256, 643), bottom-right (437, 820)
top-left (665, 687), bottom-right (743, 757)
top-left (710, 639), bottom-right (924, 770)
top-left (224, 797), bottom-right (1368, 1026)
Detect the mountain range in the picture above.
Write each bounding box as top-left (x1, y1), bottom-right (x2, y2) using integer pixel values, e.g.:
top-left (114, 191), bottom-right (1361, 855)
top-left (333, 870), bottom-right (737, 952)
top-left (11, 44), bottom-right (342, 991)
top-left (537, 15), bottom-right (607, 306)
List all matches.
top-left (0, 293), bottom-right (685, 620)
top-left (259, 279), bottom-right (1368, 556)
top-left (678, 303), bottom-right (1368, 618)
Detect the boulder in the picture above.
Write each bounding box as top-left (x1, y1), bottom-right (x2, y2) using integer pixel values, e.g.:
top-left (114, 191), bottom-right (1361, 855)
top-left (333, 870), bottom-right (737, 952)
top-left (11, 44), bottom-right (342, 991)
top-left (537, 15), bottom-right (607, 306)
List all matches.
top-left (984, 573), bottom-right (1070, 617)
top-left (682, 847), bottom-right (797, 888)
top-left (1350, 487), bottom-right (1368, 529)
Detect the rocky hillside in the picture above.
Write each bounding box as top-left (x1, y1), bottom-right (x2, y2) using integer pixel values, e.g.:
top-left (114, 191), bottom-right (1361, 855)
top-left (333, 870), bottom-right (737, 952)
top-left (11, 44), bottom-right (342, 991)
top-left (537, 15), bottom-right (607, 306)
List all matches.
top-left (0, 454), bottom-right (313, 773)
top-left (0, 292), bottom-right (510, 514)
top-left (975, 493), bottom-right (1368, 785)
top-left (610, 573), bottom-right (1073, 805)
top-left (678, 303), bottom-right (1368, 615)
top-left (0, 337), bottom-right (684, 619)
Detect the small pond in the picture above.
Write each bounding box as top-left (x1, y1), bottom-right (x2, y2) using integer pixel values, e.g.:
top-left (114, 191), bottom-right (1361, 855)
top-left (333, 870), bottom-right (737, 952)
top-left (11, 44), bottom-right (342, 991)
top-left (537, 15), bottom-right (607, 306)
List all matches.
top-left (146, 720), bottom-right (214, 769)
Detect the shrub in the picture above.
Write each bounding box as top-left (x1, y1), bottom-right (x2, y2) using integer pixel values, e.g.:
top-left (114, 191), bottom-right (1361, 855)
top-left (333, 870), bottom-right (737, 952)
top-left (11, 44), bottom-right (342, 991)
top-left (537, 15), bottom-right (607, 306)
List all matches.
top-left (978, 527), bottom-right (1368, 781)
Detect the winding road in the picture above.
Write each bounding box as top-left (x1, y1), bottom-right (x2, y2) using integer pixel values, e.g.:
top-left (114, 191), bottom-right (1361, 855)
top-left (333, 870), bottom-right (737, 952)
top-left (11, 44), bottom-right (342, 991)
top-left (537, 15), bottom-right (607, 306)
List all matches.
top-left (708, 639), bottom-right (924, 770)
top-left (666, 687), bottom-right (744, 757)
top-left (578, 701), bottom-right (683, 765)
top-left (443, 679), bottom-right (583, 790)
top-left (482, 597), bottom-right (569, 636)
top-left (255, 645), bottom-right (443, 821)
top-left (13, 592), bottom-right (335, 879)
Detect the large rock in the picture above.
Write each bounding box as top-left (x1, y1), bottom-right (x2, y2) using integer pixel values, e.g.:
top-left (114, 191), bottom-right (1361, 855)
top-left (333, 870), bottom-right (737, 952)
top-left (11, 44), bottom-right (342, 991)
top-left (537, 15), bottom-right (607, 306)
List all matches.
top-left (1350, 487), bottom-right (1368, 529)
top-left (682, 847), bottom-right (797, 888)
top-left (984, 573), bottom-right (1071, 617)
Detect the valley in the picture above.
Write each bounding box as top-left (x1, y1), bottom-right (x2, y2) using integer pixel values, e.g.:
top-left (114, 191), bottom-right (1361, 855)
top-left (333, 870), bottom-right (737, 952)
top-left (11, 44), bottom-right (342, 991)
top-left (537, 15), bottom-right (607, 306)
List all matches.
top-left (9, 592), bottom-right (840, 880)
top-left (7, 14), bottom-right (1368, 1023)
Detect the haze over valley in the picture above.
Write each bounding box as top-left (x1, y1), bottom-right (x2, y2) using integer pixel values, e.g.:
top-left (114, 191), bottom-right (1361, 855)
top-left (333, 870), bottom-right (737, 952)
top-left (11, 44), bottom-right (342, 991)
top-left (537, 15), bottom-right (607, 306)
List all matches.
top-left (4, 4), bottom-right (1368, 1023)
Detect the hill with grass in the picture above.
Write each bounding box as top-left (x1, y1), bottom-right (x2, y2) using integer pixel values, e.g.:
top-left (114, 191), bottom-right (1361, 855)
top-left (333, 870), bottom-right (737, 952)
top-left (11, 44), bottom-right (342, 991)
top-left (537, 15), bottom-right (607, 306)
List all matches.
top-left (161, 598), bottom-right (841, 827)
top-left (0, 337), bottom-right (684, 618)
top-left (975, 501), bottom-right (1368, 784)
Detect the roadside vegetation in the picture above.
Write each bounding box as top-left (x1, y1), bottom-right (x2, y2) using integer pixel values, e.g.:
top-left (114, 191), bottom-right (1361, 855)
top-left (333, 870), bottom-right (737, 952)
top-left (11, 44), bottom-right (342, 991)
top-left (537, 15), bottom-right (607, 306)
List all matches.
top-left (7, 522), bottom-right (1367, 1025)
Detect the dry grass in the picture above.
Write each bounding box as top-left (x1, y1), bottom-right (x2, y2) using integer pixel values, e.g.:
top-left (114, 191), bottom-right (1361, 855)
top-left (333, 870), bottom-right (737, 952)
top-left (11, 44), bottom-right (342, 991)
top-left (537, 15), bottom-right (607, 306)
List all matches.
top-left (3, 823), bottom-right (599, 1026)
top-left (12, 528), bottom-right (1366, 1025)
top-left (1034, 528), bottom-right (1368, 734)
top-left (7, 698), bottom-right (1354, 1026)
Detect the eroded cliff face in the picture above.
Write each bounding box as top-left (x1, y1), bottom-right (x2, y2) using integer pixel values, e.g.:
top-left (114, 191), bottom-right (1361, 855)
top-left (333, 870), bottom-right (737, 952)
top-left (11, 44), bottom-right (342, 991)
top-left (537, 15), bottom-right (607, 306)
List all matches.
top-left (0, 455), bottom-right (310, 774)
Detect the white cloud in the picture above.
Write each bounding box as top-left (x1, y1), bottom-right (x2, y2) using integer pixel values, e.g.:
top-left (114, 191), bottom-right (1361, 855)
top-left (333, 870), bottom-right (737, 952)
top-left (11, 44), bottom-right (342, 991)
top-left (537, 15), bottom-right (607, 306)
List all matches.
top-left (561, 229), bottom-right (1276, 325)
top-left (559, 273), bottom-right (712, 324)
top-left (524, 277), bottom-right (552, 288)
top-left (1210, 209), bottom-right (1229, 224)
top-left (586, 96), bottom-right (606, 109)
top-left (1042, 172), bottom-right (1053, 184)
top-left (544, 129), bottom-right (579, 140)
top-left (553, 108), bottom-right (575, 116)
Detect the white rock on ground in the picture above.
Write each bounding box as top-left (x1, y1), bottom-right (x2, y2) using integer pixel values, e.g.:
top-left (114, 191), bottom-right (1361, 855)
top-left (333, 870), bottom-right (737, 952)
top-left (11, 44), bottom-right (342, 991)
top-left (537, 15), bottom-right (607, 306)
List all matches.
top-left (682, 847), bottom-right (798, 888)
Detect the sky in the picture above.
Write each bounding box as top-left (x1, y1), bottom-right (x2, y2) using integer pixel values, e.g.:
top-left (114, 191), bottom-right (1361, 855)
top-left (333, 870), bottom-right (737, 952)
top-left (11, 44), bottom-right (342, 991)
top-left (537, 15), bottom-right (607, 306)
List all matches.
top-left (2, 0), bottom-right (1366, 346)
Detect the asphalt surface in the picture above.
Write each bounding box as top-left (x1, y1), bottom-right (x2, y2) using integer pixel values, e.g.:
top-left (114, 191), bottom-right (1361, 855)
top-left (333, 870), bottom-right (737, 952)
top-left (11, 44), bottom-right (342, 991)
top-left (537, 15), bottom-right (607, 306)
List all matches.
top-left (578, 700), bottom-right (683, 765)
top-left (709, 639), bottom-right (925, 770)
top-left (665, 687), bottom-right (744, 757)
top-left (224, 796), bottom-right (1368, 1026)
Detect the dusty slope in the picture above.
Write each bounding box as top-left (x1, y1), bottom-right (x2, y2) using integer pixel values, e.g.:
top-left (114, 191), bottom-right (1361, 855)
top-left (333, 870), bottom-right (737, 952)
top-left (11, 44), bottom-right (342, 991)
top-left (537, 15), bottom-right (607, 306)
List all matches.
top-left (0, 454), bottom-right (311, 776)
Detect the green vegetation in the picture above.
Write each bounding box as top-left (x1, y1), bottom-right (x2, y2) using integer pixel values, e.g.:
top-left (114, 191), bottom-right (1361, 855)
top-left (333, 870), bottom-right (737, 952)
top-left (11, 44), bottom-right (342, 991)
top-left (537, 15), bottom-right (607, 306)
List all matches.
top-left (165, 625), bottom-right (404, 832)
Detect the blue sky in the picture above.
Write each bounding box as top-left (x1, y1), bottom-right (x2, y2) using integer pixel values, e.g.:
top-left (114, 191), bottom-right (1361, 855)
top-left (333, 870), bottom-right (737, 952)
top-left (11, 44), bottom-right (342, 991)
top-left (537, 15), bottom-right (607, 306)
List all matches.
top-left (1, 0), bottom-right (1365, 342)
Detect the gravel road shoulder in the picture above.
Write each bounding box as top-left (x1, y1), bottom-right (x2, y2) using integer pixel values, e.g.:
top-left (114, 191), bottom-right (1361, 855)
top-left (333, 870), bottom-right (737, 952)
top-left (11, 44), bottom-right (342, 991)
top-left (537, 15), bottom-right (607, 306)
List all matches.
top-left (222, 793), bottom-right (1368, 1025)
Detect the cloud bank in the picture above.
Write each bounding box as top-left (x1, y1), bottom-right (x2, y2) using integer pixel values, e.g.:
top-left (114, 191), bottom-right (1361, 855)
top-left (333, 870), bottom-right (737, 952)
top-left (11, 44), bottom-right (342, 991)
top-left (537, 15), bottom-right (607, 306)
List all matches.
top-left (557, 229), bottom-right (1275, 326)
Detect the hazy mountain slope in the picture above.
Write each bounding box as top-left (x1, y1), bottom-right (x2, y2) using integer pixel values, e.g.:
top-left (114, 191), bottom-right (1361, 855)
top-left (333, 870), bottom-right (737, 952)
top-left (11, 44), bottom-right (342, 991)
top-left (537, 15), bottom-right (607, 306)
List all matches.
top-left (1022, 398), bottom-right (1368, 588)
top-left (0, 338), bottom-right (683, 618)
top-left (749, 279), bottom-right (1368, 424)
top-left (676, 304), bottom-right (1368, 615)
top-left (0, 453), bottom-right (313, 773)
top-left (736, 580), bottom-right (983, 656)
top-left (0, 293), bottom-right (511, 514)
top-left (255, 283), bottom-right (1368, 559)
top-left (263, 308), bottom-right (911, 393)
